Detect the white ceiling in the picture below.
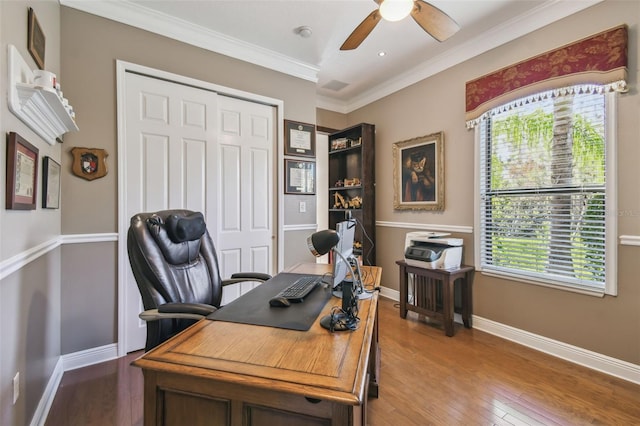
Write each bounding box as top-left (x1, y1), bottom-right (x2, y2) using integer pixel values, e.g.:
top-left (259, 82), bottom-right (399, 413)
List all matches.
top-left (61, 0), bottom-right (602, 113)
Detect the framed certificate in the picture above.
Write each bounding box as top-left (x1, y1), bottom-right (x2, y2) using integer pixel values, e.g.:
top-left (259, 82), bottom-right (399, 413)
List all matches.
top-left (285, 159), bottom-right (315, 194)
top-left (284, 120), bottom-right (316, 157)
top-left (28, 7), bottom-right (46, 69)
top-left (6, 132), bottom-right (39, 210)
top-left (42, 156), bottom-right (61, 209)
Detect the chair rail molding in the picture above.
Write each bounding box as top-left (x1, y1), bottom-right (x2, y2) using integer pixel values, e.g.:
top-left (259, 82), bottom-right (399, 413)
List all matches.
top-left (620, 235), bottom-right (640, 246)
top-left (0, 233), bottom-right (118, 281)
top-left (61, 233), bottom-right (119, 244)
top-left (377, 220), bottom-right (473, 234)
top-left (377, 222), bottom-right (638, 245)
top-left (0, 238), bottom-right (60, 281)
top-left (283, 223), bottom-right (317, 232)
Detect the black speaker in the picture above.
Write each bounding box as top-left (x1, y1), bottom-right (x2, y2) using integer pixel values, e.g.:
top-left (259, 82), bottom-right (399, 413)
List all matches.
top-left (320, 279), bottom-right (358, 332)
top-left (341, 279), bottom-right (355, 316)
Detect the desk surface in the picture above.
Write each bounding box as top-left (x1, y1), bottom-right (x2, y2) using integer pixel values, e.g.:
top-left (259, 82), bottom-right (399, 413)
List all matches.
top-left (133, 263), bottom-right (381, 406)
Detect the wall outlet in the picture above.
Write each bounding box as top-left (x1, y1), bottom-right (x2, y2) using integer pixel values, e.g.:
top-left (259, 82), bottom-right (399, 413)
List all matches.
top-left (299, 201), bottom-right (306, 213)
top-left (13, 372), bottom-right (19, 404)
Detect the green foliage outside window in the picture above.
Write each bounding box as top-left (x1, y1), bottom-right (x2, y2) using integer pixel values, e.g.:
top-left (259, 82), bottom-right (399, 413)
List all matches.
top-left (482, 90), bottom-right (606, 286)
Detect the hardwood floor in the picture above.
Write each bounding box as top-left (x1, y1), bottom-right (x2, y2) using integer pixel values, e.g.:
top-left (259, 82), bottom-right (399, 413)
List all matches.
top-left (45, 297), bottom-right (640, 425)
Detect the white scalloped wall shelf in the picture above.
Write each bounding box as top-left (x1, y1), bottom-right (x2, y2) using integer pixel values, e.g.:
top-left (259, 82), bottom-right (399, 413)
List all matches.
top-left (7, 44), bottom-right (78, 145)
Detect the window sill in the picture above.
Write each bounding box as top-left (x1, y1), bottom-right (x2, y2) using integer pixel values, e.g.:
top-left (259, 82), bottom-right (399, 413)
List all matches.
top-left (479, 268), bottom-right (606, 297)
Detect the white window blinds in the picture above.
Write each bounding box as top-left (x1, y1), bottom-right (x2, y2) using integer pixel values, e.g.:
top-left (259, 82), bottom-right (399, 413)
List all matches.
top-left (478, 86), bottom-right (615, 294)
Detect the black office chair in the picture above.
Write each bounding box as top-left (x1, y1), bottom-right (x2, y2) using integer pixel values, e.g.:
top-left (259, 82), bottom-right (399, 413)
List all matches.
top-left (127, 209), bottom-right (271, 351)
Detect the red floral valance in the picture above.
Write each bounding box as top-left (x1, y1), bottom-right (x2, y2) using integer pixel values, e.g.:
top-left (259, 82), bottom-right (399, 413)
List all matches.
top-left (465, 25), bottom-right (628, 126)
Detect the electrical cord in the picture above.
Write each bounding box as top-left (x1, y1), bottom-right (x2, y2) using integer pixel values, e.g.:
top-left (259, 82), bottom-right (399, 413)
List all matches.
top-left (327, 306), bottom-right (360, 332)
top-left (353, 216), bottom-right (375, 266)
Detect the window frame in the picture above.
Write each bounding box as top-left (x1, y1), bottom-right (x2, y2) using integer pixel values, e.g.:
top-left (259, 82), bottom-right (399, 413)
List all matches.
top-left (473, 91), bottom-right (618, 297)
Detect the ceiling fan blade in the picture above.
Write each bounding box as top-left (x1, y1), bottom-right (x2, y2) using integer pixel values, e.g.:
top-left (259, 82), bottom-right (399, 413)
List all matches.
top-left (341, 9), bottom-right (381, 50)
top-left (411, 0), bottom-right (460, 42)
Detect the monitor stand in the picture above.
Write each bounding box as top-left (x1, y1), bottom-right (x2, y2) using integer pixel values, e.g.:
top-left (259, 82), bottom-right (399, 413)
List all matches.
top-left (331, 256), bottom-right (373, 300)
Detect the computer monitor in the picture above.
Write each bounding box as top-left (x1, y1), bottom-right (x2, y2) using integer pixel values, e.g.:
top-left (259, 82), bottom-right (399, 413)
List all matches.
top-left (331, 219), bottom-right (356, 289)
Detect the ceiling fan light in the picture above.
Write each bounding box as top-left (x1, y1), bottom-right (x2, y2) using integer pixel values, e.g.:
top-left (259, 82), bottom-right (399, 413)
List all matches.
top-left (379, 0), bottom-right (413, 22)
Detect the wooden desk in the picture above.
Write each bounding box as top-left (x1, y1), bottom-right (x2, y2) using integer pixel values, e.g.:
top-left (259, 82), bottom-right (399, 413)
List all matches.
top-left (133, 263), bottom-right (381, 426)
top-left (396, 260), bottom-right (474, 337)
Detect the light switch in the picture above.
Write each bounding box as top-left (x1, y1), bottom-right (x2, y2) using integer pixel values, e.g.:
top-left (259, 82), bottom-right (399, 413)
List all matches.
top-left (299, 201), bottom-right (306, 213)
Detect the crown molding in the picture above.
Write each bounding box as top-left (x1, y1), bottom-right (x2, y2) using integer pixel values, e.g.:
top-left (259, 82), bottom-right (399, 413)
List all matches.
top-left (60, 0), bottom-right (319, 83)
top-left (316, 95), bottom-right (349, 115)
top-left (61, 0), bottom-right (601, 113)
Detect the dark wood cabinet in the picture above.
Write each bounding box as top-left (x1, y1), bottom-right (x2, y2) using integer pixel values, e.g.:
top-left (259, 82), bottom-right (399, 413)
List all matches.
top-left (328, 123), bottom-right (375, 265)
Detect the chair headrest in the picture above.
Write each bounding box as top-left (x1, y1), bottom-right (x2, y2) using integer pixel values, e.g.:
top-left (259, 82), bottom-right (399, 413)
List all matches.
top-left (145, 211), bottom-right (206, 265)
top-left (165, 212), bottom-right (206, 243)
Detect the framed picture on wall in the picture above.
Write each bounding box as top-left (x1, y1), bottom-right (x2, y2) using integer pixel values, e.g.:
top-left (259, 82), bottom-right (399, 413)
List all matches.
top-left (28, 7), bottom-right (46, 70)
top-left (284, 120), bottom-right (316, 157)
top-left (6, 132), bottom-right (39, 210)
top-left (42, 156), bottom-right (61, 209)
top-left (285, 159), bottom-right (315, 194)
top-left (392, 132), bottom-right (445, 211)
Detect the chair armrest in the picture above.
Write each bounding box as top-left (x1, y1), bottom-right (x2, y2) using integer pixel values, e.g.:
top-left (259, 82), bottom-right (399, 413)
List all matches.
top-left (231, 272), bottom-right (272, 281)
top-left (138, 303), bottom-right (217, 322)
top-left (160, 302), bottom-right (217, 316)
top-left (222, 272), bottom-right (272, 287)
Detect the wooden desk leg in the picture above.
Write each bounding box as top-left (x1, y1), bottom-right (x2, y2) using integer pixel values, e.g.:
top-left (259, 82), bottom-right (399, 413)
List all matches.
top-left (368, 302), bottom-right (380, 398)
top-left (399, 265), bottom-right (408, 319)
top-left (443, 277), bottom-right (455, 337)
top-left (462, 272), bottom-right (474, 329)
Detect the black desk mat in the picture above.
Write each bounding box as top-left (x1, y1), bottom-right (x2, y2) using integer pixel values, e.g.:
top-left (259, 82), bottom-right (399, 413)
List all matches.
top-left (207, 272), bottom-right (333, 331)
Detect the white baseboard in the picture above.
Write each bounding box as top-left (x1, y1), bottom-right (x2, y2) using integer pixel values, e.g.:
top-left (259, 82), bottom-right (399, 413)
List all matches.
top-left (62, 343), bottom-right (119, 371)
top-left (33, 344), bottom-right (119, 425)
top-left (473, 315), bottom-right (640, 385)
top-left (379, 285), bottom-right (640, 386)
top-left (378, 286), bottom-right (399, 301)
top-left (30, 357), bottom-right (63, 426)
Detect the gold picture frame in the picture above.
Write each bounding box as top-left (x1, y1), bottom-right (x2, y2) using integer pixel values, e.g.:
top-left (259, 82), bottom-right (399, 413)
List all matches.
top-left (393, 132), bottom-right (445, 211)
top-left (28, 7), bottom-right (45, 70)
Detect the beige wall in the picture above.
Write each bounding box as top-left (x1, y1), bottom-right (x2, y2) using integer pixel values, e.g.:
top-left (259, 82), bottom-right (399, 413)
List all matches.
top-left (1, 0), bottom-right (62, 258)
top-left (61, 243), bottom-right (117, 354)
top-left (317, 107), bottom-right (348, 132)
top-left (1, 2), bottom-right (638, 423)
top-left (58, 7), bottom-right (319, 354)
top-left (60, 6), bottom-right (317, 235)
top-left (0, 1), bottom-right (62, 424)
top-left (341, 1), bottom-right (640, 364)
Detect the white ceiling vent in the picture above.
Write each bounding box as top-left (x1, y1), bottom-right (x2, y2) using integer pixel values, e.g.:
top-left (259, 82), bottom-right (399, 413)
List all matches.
top-left (322, 80), bottom-right (349, 91)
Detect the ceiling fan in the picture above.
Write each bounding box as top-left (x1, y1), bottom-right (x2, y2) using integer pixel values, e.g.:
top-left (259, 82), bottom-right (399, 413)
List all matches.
top-left (341, 0), bottom-right (460, 50)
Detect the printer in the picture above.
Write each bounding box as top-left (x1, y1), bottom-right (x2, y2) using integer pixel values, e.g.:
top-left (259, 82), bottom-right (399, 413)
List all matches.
top-left (404, 231), bottom-right (463, 269)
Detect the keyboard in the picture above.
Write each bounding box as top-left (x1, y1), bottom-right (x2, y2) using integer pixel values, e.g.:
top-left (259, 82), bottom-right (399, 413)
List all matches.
top-left (276, 276), bottom-right (321, 303)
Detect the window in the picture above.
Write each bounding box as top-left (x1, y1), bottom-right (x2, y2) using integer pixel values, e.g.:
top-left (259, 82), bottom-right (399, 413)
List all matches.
top-left (475, 85), bottom-right (617, 295)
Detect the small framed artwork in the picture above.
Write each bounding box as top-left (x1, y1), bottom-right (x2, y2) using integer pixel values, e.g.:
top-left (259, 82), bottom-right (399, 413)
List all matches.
top-left (285, 159), bottom-right (315, 194)
top-left (6, 132), bottom-right (39, 210)
top-left (42, 156), bottom-right (61, 209)
top-left (28, 7), bottom-right (45, 70)
top-left (393, 132), bottom-right (445, 211)
top-left (284, 120), bottom-right (316, 157)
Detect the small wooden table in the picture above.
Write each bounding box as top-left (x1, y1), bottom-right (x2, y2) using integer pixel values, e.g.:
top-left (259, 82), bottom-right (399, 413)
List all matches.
top-left (396, 260), bottom-right (474, 337)
top-left (134, 263), bottom-right (381, 426)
